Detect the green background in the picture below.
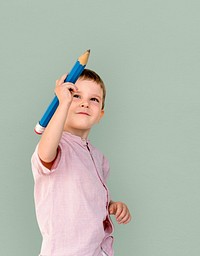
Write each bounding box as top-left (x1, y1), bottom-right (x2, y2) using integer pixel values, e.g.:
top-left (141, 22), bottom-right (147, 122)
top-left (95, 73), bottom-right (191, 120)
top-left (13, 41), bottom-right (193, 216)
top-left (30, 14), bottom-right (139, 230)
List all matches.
top-left (1, 0), bottom-right (200, 255)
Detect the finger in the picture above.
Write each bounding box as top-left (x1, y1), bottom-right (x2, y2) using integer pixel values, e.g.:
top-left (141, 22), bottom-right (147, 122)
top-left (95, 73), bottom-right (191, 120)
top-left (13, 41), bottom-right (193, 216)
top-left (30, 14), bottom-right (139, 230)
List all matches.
top-left (115, 204), bottom-right (124, 219)
top-left (116, 204), bottom-right (130, 220)
top-left (123, 216), bottom-right (132, 224)
top-left (65, 83), bottom-right (78, 93)
top-left (109, 204), bottom-right (116, 215)
top-left (116, 207), bottom-right (127, 221)
top-left (118, 216), bottom-right (131, 224)
top-left (118, 213), bottom-right (131, 224)
top-left (58, 82), bottom-right (77, 92)
top-left (57, 74), bottom-right (68, 86)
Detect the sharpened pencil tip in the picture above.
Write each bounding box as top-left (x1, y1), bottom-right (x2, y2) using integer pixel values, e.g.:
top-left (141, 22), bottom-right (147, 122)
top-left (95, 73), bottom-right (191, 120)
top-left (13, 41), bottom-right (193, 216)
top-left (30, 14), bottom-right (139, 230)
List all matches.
top-left (78, 49), bottom-right (91, 64)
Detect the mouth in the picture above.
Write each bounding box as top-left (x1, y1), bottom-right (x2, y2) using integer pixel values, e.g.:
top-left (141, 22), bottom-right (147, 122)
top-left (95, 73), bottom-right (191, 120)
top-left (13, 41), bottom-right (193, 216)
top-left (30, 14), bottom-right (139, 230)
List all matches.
top-left (77, 112), bottom-right (90, 116)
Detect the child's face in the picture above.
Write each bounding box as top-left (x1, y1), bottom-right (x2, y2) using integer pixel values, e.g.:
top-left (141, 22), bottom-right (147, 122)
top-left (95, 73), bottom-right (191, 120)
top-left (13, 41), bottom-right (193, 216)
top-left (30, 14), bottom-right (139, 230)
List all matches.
top-left (64, 78), bottom-right (104, 138)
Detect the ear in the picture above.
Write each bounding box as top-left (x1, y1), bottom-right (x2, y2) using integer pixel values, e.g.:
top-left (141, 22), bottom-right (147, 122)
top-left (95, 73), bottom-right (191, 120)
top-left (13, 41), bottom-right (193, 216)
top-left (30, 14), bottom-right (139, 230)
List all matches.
top-left (98, 109), bottom-right (104, 122)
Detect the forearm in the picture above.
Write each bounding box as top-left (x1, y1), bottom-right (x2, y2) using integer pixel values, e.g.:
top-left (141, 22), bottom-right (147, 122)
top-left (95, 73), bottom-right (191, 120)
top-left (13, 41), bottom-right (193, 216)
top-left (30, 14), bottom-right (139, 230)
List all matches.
top-left (38, 101), bottom-right (70, 162)
top-left (38, 74), bottom-right (77, 164)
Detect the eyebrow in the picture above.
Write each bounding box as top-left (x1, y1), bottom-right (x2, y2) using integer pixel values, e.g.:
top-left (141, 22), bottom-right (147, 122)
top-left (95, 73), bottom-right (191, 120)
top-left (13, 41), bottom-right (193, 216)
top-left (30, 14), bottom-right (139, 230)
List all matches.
top-left (90, 94), bottom-right (102, 99)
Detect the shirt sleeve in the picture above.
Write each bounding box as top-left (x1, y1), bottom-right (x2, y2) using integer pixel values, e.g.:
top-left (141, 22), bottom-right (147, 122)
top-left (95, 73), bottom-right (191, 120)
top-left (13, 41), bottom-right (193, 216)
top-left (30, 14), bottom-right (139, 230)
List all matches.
top-left (31, 144), bottom-right (61, 175)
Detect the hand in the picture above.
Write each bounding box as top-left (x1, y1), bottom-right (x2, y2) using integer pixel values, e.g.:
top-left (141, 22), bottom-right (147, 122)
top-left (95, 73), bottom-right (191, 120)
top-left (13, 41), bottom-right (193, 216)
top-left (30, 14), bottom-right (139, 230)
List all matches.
top-left (55, 74), bottom-right (78, 105)
top-left (109, 201), bottom-right (131, 224)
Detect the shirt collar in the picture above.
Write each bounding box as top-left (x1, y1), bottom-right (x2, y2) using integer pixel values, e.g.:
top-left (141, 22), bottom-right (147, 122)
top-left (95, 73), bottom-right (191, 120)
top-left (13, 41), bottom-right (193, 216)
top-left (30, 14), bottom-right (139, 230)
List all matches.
top-left (62, 131), bottom-right (92, 149)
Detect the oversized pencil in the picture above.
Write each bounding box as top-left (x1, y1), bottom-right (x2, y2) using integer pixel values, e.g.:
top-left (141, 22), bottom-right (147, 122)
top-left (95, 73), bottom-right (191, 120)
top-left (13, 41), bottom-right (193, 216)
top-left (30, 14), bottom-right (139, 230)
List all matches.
top-left (34, 49), bottom-right (90, 135)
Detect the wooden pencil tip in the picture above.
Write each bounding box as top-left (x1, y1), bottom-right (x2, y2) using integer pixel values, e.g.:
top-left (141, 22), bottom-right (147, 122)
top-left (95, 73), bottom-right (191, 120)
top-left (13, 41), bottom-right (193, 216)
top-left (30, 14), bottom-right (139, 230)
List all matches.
top-left (79, 49), bottom-right (91, 64)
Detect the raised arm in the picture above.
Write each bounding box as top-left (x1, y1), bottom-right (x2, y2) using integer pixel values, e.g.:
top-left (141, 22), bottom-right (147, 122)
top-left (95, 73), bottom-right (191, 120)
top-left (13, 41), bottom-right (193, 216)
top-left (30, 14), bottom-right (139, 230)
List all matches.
top-left (38, 74), bottom-right (77, 169)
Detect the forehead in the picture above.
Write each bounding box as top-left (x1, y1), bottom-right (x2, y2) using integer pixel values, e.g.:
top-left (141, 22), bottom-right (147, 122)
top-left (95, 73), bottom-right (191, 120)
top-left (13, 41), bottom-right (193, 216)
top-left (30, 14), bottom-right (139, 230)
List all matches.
top-left (75, 79), bottom-right (103, 96)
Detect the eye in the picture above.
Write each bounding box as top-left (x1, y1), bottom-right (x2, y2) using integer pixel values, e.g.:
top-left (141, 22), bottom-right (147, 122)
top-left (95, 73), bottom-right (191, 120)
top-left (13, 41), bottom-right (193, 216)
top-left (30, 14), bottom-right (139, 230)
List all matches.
top-left (73, 94), bottom-right (81, 99)
top-left (90, 97), bottom-right (99, 103)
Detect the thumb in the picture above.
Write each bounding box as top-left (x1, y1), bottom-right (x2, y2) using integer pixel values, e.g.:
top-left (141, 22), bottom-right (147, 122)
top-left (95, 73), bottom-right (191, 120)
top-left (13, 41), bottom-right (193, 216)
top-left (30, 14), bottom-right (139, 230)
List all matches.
top-left (109, 203), bottom-right (116, 215)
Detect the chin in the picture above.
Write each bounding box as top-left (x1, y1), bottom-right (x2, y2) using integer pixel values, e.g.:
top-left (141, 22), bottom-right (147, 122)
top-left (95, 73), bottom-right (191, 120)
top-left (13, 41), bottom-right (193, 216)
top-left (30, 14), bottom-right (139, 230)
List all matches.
top-left (69, 122), bottom-right (92, 130)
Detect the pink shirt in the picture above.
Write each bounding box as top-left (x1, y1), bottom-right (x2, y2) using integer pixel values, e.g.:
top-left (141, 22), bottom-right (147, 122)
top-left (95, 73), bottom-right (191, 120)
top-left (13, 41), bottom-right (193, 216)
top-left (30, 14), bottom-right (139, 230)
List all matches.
top-left (31, 132), bottom-right (114, 256)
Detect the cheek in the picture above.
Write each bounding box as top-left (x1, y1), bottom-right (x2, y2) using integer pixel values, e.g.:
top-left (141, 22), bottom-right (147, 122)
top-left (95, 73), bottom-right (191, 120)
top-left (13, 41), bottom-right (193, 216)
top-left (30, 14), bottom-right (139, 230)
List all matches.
top-left (90, 101), bottom-right (100, 108)
top-left (71, 98), bottom-right (80, 105)
top-left (69, 100), bottom-right (79, 110)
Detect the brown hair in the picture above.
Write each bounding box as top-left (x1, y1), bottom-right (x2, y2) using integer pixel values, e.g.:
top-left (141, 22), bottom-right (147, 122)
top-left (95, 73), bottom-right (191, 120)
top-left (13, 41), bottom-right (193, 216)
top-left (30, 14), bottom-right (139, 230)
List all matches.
top-left (79, 69), bottom-right (106, 109)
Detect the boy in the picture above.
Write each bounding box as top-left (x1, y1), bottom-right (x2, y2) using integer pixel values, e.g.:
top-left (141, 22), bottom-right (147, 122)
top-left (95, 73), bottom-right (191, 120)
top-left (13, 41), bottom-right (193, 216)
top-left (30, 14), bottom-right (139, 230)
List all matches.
top-left (31, 69), bottom-right (131, 256)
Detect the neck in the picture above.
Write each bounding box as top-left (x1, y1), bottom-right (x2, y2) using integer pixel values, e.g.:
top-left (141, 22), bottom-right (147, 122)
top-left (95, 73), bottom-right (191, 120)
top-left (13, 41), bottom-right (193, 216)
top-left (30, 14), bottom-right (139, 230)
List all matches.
top-left (63, 127), bottom-right (90, 140)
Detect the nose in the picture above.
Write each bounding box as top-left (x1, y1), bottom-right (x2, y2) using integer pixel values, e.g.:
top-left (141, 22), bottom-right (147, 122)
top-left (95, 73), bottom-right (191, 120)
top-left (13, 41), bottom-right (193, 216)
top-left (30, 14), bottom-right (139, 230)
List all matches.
top-left (80, 100), bottom-right (89, 108)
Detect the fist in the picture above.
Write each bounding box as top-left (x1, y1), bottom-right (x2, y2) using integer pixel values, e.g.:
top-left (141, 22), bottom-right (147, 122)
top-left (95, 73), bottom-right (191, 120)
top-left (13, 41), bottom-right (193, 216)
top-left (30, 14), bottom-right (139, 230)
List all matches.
top-left (55, 74), bottom-right (78, 105)
top-left (109, 201), bottom-right (131, 224)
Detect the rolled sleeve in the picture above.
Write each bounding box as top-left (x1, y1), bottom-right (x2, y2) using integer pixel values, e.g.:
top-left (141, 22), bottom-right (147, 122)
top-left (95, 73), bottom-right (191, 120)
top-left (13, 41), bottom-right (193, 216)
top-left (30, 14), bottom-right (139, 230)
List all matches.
top-left (31, 144), bottom-right (61, 175)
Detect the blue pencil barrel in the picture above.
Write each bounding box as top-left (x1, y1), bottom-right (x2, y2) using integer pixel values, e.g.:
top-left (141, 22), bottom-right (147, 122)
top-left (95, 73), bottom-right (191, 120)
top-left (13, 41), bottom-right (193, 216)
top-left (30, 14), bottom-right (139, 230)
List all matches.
top-left (39, 96), bottom-right (59, 128)
top-left (34, 60), bottom-right (86, 135)
top-left (65, 61), bottom-right (86, 83)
